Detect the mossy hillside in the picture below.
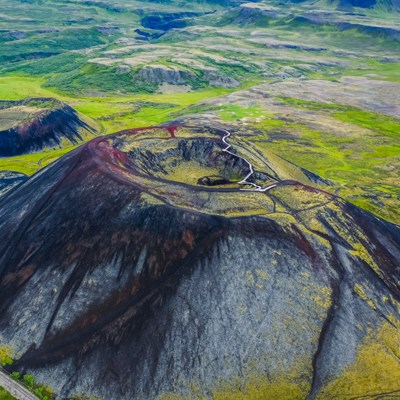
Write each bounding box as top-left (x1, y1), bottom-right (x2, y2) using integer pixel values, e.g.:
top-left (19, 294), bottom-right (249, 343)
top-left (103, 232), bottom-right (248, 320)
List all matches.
top-left (245, 100), bottom-right (400, 223)
top-left (0, 53), bottom-right (88, 77)
top-left (43, 64), bottom-right (160, 96)
top-left (159, 319), bottom-right (400, 400)
top-left (214, 8), bottom-right (400, 55)
top-left (3, 3), bottom-right (399, 99)
top-left (0, 31), bottom-right (261, 97)
top-left (309, 59), bottom-right (400, 82)
top-left (318, 319), bottom-right (400, 398)
top-left (239, 14), bottom-right (400, 55)
top-left (0, 27), bottom-right (112, 65)
top-left (155, 309), bottom-right (399, 400)
top-left (256, 135), bottom-right (399, 223)
top-left (0, 0), bottom-right (140, 29)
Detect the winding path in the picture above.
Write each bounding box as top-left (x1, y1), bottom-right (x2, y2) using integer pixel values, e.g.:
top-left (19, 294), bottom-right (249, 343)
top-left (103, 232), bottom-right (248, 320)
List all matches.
top-left (221, 129), bottom-right (277, 192)
top-left (0, 369), bottom-right (39, 400)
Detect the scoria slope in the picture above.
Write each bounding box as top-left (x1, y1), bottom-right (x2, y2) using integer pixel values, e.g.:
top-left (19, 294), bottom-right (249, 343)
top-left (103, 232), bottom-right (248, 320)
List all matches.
top-left (0, 126), bottom-right (399, 400)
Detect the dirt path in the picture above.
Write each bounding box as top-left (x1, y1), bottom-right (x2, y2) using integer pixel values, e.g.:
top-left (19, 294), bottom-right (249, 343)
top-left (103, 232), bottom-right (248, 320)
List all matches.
top-left (221, 128), bottom-right (277, 192)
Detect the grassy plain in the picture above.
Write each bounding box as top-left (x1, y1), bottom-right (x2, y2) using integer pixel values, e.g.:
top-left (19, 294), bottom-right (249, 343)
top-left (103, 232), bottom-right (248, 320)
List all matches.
top-left (0, 387), bottom-right (15, 400)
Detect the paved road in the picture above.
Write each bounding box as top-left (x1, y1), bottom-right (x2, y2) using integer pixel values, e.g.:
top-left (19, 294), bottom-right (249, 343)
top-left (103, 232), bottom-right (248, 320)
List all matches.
top-left (0, 369), bottom-right (39, 400)
top-left (221, 129), bottom-right (277, 192)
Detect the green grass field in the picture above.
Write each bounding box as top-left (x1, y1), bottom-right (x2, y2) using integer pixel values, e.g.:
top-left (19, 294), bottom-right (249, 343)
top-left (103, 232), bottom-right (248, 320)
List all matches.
top-left (0, 387), bottom-right (15, 400)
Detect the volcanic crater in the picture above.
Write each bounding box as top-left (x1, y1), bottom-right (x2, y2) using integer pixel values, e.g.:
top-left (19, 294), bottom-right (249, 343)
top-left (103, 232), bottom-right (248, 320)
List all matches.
top-left (99, 126), bottom-right (263, 188)
top-left (0, 125), bottom-right (399, 400)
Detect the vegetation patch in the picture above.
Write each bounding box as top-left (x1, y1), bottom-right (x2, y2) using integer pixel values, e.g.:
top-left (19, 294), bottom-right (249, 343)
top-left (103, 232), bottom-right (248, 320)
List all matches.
top-left (10, 373), bottom-right (54, 400)
top-left (0, 387), bottom-right (16, 400)
top-left (252, 98), bottom-right (400, 223)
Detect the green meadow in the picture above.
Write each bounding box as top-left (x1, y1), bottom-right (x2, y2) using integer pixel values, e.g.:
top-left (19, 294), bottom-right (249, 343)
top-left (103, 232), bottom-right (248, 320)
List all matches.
top-left (0, 75), bottom-right (236, 174)
top-left (0, 387), bottom-right (15, 400)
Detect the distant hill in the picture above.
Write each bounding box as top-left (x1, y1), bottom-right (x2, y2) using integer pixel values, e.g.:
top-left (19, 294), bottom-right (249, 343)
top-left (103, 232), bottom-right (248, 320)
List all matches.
top-left (0, 98), bottom-right (97, 157)
top-left (312, 0), bottom-right (400, 11)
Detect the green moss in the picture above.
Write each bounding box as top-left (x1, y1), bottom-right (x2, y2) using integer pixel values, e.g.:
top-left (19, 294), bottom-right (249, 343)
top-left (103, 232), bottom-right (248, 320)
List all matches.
top-left (211, 378), bottom-right (307, 400)
top-left (276, 97), bottom-right (400, 138)
top-left (333, 109), bottom-right (400, 138)
top-left (354, 283), bottom-right (376, 309)
top-left (1, 53), bottom-right (87, 77)
top-left (328, 59), bottom-right (400, 82)
top-left (257, 119), bottom-right (286, 130)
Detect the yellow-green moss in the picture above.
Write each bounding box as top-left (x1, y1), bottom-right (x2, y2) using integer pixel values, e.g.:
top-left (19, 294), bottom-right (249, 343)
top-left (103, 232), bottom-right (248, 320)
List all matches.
top-left (312, 286), bottom-right (332, 310)
top-left (0, 345), bottom-right (13, 366)
top-left (158, 375), bottom-right (310, 400)
top-left (318, 319), bottom-right (400, 399)
top-left (350, 243), bottom-right (379, 276)
top-left (211, 376), bottom-right (308, 400)
top-left (354, 284), bottom-right (376, 310)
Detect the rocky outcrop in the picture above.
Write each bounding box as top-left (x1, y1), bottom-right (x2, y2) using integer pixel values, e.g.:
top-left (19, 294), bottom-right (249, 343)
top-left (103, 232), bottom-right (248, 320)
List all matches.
top-left (136, 65), bottom-right (196, 85)
top-left (0, 126), bottom-right (399, 400)
top-left (204, 71), bottom-right (240, 88)
top-left (136, 65), bottom-right (239, 89)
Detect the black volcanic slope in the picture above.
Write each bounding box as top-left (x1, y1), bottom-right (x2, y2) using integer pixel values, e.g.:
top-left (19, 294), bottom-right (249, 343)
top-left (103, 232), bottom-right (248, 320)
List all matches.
top-left (0, 171), bottom-right (27, 196)
top-left (0, 98), bottom-right (96, 157)
top-left (0, 126), bottom-right (399, 400)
